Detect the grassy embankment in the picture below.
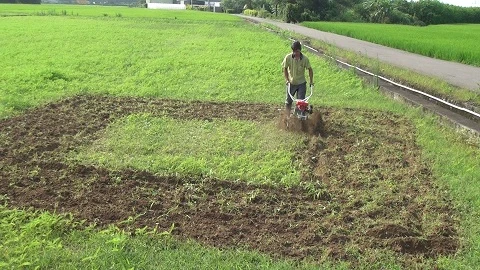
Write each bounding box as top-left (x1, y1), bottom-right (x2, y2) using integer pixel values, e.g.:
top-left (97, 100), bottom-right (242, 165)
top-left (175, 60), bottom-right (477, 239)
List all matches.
top-left (0, 4), bottom-right (479, 269)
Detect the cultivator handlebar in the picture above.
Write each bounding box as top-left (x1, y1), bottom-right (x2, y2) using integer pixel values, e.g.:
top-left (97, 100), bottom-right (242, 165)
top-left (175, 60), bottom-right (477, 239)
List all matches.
top-left (286, 82), bottom-right (313, 103)
top-left (286, 83), bottom-right (314, 120)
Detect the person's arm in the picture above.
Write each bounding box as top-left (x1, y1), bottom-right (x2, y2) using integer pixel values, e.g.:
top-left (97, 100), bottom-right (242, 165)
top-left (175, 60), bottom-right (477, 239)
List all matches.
top-left (284, 68), bottom-right (290, 84)
top-left (282, 55), bottom-right (290, 84)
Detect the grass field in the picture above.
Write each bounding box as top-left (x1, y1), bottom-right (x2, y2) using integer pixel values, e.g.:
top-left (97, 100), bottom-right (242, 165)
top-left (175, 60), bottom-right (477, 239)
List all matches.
top-left (1, 4), bottom-right (479, 269)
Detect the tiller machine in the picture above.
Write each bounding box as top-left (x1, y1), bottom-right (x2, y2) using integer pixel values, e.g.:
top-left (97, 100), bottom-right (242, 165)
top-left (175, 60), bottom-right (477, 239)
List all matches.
top-left (286, 83), bottom-right (314, 120)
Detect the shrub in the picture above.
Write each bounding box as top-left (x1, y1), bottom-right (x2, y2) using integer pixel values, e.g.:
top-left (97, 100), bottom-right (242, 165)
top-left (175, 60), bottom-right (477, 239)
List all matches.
top-left (257, 8), bottom-right (271, 18)
top-left (243, 9), bottom-right (258, 17)
top-left (193, 5), bottom-right (210, 11)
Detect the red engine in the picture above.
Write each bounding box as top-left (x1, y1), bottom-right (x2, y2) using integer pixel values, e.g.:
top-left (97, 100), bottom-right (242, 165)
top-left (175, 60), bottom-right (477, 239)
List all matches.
top-left (296, 100), bottom-right (309, 112)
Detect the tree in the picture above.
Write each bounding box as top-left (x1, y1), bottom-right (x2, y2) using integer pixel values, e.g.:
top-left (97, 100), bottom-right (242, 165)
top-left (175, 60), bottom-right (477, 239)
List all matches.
top-left (243, 0), bottom-right (480, 24)
top-left (283, 2), bottom-right (300, 22)
top-left (221, 0), bottom-right (248, 13)
top-left (251, 0), bottom-right (271, 11)
top-left (361, 0), bottom-right (393, 23)
top-left (0, 0), bottom-right (41, 3)
top-left (412, 0), bottom-right (448, 24)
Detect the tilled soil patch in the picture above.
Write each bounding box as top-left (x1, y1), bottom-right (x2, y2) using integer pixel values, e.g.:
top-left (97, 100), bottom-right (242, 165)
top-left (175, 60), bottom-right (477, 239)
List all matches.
top-left (0, 95), bottom-right (459, 267)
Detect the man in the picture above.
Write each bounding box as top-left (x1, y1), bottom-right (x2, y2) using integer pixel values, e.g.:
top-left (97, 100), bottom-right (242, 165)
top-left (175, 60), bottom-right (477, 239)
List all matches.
top-left (282, 40), bottom-right (314, 114)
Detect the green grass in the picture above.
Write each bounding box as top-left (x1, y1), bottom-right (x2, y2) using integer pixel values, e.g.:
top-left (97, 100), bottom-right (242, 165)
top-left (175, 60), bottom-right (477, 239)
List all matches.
top-left (0, 14), bottom-right (279, 118)
top-left (1, 4), bottom-right (480, 269)
top-left (0, 3), bottom-right (238, 20)
top-left (0, 9), bottom-right (395, 119)
top-left (301, 21), bottom-right (480, 67)
top-left (72, 114), bottom-right (305, 185)
top-left (413, 115), bottom-right (480, 269)
top-left (0, 205), bottom-right (325, 269)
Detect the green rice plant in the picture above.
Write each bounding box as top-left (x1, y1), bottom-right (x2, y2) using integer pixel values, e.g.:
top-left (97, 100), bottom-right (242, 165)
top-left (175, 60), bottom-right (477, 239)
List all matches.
top-left (71, 114), bottom-right (305, 185)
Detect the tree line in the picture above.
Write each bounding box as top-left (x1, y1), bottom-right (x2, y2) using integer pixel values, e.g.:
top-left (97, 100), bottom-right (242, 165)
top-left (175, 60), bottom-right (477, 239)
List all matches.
top-left (222, 0), bottom-right (480, 25)
top-left (1, 0), bottom-right (41, 3)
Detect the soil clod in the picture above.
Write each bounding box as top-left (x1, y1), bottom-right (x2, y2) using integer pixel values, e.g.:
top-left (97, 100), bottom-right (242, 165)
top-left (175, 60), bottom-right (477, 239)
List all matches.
top-left (278, 111), bottom-right (326, 136)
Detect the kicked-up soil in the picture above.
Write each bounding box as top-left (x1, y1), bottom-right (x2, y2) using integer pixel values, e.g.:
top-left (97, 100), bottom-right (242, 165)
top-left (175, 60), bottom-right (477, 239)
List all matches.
top-left (0, 95), bottom-right (459, 267)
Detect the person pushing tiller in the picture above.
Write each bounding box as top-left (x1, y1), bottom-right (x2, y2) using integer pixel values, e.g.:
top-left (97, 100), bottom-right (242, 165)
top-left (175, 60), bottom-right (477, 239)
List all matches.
top-left (282, 40), bottom-right (314, 120)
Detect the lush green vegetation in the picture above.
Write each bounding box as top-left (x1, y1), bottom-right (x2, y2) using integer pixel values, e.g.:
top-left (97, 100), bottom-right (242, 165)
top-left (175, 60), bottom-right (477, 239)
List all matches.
top-left (73, 115), bottom-right (305, 185)
top-left (302, 21), bottom-right (480, 67)
top-left (0, 205), bottom-right (324, 269)
top-left (0, 11), bottom-right (270, 118)
top-left (0, 5), bottom-right (390, 119)
top-left (0, 0), bottom-right (40, 4)
top-left (414, 116), bottom-right (480, 269)
top-left (233, 0), bottom-right (480, 25)
top-left (1, 4), bottom-right (479, 269)
top-left (262, 21), bottom-right (479, 107)
top-left (0, 3), bottom-right (239, 19)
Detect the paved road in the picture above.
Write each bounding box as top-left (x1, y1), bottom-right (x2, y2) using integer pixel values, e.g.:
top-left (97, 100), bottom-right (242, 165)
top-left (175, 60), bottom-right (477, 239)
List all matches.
top-left (238, 15), bottom-right (480, 92)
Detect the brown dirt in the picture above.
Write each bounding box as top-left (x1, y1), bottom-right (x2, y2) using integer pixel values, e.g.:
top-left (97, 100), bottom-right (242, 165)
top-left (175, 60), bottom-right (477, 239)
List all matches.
top-left (278, 110), bottom-right (326, 136)
top-left (0, 95), bottom-right (459, 267)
